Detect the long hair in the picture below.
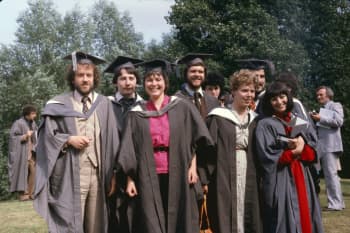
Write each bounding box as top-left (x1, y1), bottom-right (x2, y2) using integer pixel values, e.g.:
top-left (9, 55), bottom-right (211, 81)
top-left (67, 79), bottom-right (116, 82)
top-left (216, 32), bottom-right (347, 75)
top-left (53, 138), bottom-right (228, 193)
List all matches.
top-left (262, 82), bottom-right (294, 116)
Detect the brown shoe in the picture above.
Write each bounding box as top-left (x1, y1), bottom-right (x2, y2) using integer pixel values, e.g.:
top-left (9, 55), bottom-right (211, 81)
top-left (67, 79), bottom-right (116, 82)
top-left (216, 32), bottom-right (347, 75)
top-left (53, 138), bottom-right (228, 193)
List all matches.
top-left (19, 194), bottom-right (30, 201)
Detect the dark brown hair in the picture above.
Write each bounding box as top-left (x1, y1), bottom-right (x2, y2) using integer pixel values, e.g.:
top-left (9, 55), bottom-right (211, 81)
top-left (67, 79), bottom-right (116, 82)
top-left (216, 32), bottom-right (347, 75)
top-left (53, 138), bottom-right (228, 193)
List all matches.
top-left (262, 81), bottom-right (294, 116)
top-left (22, 104), bottom-right (37, 117)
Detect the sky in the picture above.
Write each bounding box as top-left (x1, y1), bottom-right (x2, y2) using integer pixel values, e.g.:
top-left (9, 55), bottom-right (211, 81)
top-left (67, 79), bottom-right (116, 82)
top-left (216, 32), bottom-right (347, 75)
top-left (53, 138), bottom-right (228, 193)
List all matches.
top-left (0, 0), bottom-right (175, 45)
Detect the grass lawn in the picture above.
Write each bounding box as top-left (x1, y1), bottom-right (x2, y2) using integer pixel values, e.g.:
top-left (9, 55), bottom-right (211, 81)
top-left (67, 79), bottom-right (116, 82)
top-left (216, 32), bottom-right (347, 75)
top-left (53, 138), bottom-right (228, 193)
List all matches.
top-left (0, 179), bottom-right (349, 233)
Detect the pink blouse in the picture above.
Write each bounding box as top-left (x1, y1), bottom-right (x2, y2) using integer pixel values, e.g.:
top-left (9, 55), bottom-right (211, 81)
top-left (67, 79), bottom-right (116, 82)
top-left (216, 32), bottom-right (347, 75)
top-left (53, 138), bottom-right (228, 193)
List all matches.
top-left (146, 95), bottom-right (170, 174)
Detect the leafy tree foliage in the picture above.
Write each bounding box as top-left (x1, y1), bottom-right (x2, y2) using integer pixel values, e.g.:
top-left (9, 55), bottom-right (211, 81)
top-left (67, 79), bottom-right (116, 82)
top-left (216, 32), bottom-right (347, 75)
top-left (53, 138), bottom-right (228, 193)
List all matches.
top-left (167, 0), bottom-right (309, 77)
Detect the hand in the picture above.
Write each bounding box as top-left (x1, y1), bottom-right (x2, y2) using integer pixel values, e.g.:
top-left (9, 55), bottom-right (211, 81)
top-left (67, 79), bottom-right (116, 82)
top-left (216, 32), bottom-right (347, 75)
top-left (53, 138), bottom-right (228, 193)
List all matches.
top-left (126, 176), bottom-right (138, 197)
top-left (188, 165), bottom-right (198, 184)
top-left (287, 138), bottom-right (298, 150)
top-left (107, 173), bottom-right (116, 197)
top-left (310, 112), bottom-right (320, 121)
top-left (203, 185), bottom-right (208, 194)
top-left (67, 136), bottom-right (91, 150)
top-left (25, 130), bottom-right (33, 140)
top-left (292, 136), bottom-right (305, 158)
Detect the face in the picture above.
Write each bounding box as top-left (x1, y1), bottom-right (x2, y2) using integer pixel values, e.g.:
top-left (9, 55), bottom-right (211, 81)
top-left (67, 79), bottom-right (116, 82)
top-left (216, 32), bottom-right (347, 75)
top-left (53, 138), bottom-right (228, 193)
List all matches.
top-left (232, 83), bottom-right (255, 109)
top-left (186, 65), bottom-right (205, 89)
top-left (254, 69), bottom-right (265, 92)
top-left (270, 94), bottom-right (288, 114)
top-left (73, 64), bottom-right (94, 95)
top-left (144, 73), bottom-right (166, 100)
top-left (116, 68), bottom-right (137, 98)
top-left (26, 112), bottom-right (37, 121)
top-left (205, 85), bottom-right (221, 98)
top-left (316, 88), bottom-right (329, 105)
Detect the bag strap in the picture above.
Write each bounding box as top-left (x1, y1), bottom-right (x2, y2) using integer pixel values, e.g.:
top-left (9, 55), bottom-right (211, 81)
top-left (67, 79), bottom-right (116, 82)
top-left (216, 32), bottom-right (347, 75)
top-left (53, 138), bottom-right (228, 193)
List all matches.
top-left (199, 194), bottom-right (211, 229)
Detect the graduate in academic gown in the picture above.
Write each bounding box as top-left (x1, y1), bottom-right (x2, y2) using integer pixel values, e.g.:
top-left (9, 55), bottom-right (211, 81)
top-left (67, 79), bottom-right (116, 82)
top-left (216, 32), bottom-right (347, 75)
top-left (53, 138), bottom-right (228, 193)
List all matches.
top-left (8, 104), bottom-right (38, 200)
top-left (255, 82), bottom-right (324, 233)
top-left (175, 53), bottom-right (220, 118)
top-left (105, 56), bottom-right (144, 135)
top-left (34, 51), bottom-right (120, 233)
top-left (117, 59), bottom-right (214, 233)
top-left (104, 56), bottom-right (144, 233)
top-left (206, 69), bottom-right (262, 233)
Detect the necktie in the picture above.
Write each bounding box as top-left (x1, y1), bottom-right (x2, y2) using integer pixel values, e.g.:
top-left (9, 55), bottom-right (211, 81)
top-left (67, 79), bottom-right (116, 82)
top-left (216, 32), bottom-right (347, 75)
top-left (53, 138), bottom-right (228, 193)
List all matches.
top-left (194, 92), bottom-right (202, 111)
top-left (81, 96), bottom-right (90, 114)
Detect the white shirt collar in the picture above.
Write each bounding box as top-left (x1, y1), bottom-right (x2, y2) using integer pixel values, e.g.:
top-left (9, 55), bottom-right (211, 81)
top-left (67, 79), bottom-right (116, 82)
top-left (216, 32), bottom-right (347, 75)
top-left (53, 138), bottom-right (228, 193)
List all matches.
top-left (184, 83), bottom-right (204, 97)
top-left (73, 90), bottom-right (96, 103)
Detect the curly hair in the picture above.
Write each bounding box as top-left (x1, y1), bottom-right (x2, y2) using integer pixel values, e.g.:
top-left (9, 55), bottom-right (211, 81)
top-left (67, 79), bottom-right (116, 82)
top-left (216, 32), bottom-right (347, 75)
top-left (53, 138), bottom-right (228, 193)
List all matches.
top-left (229, 69), bottom-right (259, 92)
top-left (65, 64), bottom-right (101, 91)
top-left (22, 104), bottom-right (37, 117)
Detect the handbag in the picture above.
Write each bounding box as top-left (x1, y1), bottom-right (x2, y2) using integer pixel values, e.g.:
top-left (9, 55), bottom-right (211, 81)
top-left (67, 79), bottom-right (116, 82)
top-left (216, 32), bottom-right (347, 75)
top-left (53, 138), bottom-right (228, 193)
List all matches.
top-left (199, 194), bottom-right (213, 233)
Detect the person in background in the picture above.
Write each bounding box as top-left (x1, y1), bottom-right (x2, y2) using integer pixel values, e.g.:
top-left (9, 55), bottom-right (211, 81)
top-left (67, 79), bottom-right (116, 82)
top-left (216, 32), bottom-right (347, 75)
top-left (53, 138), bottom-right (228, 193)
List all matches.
top-left (8, 104), bottom-right (37, 201)
top-left (202, 71), bottom-right (225, 101)
top-left (104, 56), bottom-right (143, 233)
top-left (206, 69), bottom-right (262, 233)
top-left (256, 81), bottom-right (323, 233)
top-left (310, 86), bottom-right (345, 211)
top-left (117, 59), bottom-right (214, 233)
top-left (34, 51), bottom-right (120, 233)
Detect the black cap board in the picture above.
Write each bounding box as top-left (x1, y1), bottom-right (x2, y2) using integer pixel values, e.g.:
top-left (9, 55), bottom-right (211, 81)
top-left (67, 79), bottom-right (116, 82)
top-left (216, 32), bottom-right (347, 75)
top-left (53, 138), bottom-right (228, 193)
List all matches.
top-left (104, 56), bottom-right (143, 74)
top-left (176, 53), bottom-right (213, 66)
top-left (235, 58), bottom-right (275, 75)
top-left (63, 51), bottom-right (106, 71)
top-left (136, 59), bottom-right (173, 75)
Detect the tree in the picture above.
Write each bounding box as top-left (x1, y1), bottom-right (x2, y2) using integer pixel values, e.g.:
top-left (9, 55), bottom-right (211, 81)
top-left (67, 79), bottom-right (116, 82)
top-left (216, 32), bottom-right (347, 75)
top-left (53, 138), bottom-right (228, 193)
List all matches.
top-left (167, 0), bottom-right (309, 77)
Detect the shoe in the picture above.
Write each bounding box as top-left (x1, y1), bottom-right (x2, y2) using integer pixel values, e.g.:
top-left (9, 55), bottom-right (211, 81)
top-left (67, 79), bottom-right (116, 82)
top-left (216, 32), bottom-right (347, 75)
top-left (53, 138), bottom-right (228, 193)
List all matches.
top-left (19, 194), bottom-right (30, 201)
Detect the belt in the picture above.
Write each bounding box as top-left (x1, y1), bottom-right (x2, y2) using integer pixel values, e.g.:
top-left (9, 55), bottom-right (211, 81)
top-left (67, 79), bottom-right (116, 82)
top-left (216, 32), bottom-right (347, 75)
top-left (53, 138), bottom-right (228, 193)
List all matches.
top-left (235, 146), bottom-right (247, 151)
top-left (153, 146), bottom-right (169, 152)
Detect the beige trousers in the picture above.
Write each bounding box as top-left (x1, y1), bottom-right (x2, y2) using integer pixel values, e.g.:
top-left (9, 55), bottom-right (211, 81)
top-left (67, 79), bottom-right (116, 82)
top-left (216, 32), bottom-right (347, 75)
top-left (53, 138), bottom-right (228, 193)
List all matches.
top-left (80, 159), bottom-right (103, 233)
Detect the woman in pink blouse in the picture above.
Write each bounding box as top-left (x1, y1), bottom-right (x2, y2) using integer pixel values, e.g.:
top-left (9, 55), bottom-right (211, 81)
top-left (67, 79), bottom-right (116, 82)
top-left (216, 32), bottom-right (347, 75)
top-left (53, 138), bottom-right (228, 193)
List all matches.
top-left (117, 59), bottom-right (213, 233)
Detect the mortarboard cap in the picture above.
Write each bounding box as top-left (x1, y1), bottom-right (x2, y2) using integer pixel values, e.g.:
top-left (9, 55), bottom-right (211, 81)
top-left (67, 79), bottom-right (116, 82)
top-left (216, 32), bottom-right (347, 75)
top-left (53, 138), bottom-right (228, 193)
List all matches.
top-left (235, 58), bottom-right (275, 75)
top-left (176, 53), bottom-right (213, 66)
top-left (63, 51), bottom-right (106, 71)
top-left (104, 56), bottom-right (143, 74)
top-left (136, 59), bottom-right (173, 75)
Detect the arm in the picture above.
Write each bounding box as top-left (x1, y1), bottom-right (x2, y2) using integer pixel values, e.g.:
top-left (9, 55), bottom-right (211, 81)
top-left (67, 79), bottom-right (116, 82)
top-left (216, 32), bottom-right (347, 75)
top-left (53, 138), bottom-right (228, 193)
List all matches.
top-left (319, 102), bottom-right (344, 128)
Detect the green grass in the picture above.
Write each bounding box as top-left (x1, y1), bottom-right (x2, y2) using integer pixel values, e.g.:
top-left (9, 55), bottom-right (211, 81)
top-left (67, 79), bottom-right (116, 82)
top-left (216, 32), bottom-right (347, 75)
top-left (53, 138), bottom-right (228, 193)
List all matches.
top-left (0, 179), bottom-right (349, 233)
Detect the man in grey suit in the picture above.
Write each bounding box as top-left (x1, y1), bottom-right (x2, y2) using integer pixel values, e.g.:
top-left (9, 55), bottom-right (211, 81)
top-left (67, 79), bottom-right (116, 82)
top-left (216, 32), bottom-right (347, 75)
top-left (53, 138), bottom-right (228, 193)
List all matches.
top-left (310, 86), bottom-right (345, 210)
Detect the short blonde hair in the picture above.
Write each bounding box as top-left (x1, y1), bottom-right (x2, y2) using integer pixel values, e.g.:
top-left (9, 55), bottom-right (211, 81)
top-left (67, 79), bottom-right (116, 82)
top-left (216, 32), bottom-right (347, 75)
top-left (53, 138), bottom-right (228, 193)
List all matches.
top-left (229, 69), bottom-right (259, 91)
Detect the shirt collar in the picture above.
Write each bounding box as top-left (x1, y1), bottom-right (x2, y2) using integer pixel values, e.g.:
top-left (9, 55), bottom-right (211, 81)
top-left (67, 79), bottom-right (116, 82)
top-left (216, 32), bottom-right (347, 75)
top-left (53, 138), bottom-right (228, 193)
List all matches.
top-left (73, 90), bottom-right (96, 103)
top-left (184, 83), bottom-right (203, 97)
top-left (115, 92), bottom-right (137, 102)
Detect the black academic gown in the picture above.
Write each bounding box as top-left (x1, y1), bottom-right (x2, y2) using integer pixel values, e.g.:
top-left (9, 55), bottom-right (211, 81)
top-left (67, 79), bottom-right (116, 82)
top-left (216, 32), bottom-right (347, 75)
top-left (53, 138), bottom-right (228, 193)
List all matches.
top-left (8, 117), bottom-right (37, 192)
top-left (34, 92), bottom-right (120, 233)
top-left (255, 115), bottom-right (324, 233)
top-left (108, 94), bottom-right (143, 233)
top-left (206, 108), bottom-right (262, 233)
top-left (117, 96), bottom-right (214, 233)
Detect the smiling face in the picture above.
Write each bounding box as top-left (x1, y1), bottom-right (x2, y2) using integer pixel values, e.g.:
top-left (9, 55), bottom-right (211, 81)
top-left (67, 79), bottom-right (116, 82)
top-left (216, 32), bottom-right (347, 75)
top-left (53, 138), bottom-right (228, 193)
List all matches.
top-left (186, 65), bottom-right (205, 89)
top-left (144, 72), bottom-right (166, 100)
top-left (116, 68), bottom-right (137, 98)
top-left (254, 69), bottom-right (266, 93)
top-left (72, 64), bottom-right (95, 95)
top-left (232, 83), bottom-right (256, 110)
top-left (270, 93), bottom-right (288, 114)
